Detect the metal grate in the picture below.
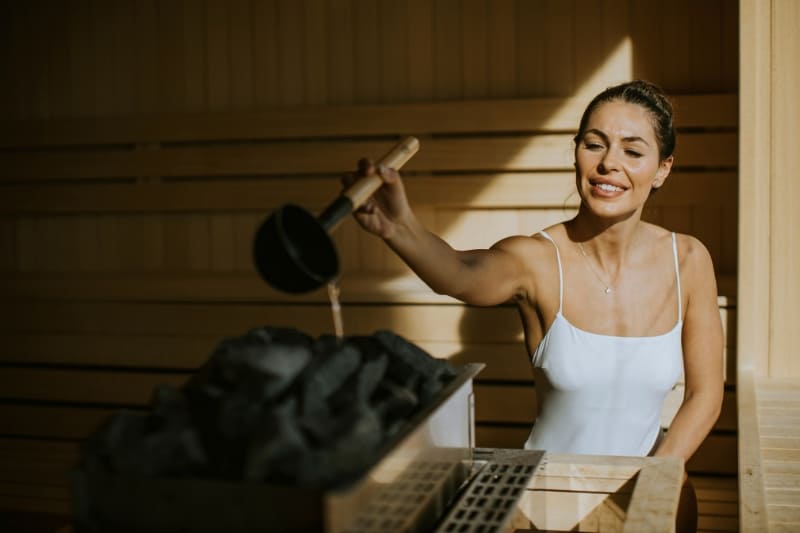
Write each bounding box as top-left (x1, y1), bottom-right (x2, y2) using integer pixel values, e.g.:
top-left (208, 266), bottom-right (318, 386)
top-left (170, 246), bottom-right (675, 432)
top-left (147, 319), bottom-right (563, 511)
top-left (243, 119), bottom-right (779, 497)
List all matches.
top-left (343, 460), bottom-right (468, 533)
top-left (433, 450), bottom-right (543, 533)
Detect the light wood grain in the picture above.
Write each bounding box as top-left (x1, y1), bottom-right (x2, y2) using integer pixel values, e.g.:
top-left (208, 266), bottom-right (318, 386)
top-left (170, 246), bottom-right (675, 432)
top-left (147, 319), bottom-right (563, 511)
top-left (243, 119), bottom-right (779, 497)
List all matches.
top-left (0, 94), bottom-right (737, 148)
top-left (0, 2), bottom-right (743, 524)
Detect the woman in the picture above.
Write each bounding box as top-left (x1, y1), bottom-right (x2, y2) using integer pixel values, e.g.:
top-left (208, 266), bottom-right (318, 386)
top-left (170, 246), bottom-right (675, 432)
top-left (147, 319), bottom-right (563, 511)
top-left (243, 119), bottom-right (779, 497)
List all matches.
top-left (347, 80), bottom-right (723, 532)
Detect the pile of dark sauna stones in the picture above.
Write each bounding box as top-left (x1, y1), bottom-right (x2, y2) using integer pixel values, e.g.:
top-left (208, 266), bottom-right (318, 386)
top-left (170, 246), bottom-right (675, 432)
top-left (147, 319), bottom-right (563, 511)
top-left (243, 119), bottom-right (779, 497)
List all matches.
top-left (80, 327), bottom-right (458, 488)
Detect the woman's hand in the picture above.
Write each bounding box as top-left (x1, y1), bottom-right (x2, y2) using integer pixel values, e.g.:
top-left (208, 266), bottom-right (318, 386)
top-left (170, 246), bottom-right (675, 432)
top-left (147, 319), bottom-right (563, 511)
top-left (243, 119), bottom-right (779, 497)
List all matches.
top-left (344, 158), bottom-right (412, 240)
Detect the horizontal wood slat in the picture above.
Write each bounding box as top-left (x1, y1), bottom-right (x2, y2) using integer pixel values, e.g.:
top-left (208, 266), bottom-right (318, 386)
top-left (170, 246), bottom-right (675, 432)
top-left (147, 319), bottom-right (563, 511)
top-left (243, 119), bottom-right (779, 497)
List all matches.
top-left (753, 377), bottom-right (800, 528)
top-left (0, 437), bottom-right (80, 487)
top-left (0, 402), bottom-right (739, 476)
top-left (0, 171), bottom-right (738, 214)
top-left (476, 426), bottom-right (738, 476)
top-left (0, 369), bottom-right (187, 405)
top-left (693, 475), bottom-right (739, 504)
top-left (0, 439), bottom-right (76, 514)
top-left (0, 328), bottom-right (733, 376)
top-left (691, 475), bottom-right (740, 532)
top-left (0, 94), bottom-right (737, 148)
top-left (0, 332), bottom-right (529, 381)
top-left (0, 133), bottom-right (737, 182)
top-left (0, 482), bottom-right (70, 501)
top-left (0, 300), bottom-right (525, 343)
top-left (698, 515), bottom-right (739, 532)
top-left (0, 272), bottom-right (739, 308)
top-left (0, 493), bottom-right (71, 515)
top-left (0, 299), bottom-right (733, 365)
top-left (1, 333), bottom-right (225, 369)
top-left (688, 434), bottom-right (739, 475)
top-left (0, 455), bottom-right (78, 488)
top-left (0, 405), bottom-right (116, 440)
top-left (473, 383), bottom-right (738, 431)
top-left (0, 374), bottom-right (737, 437)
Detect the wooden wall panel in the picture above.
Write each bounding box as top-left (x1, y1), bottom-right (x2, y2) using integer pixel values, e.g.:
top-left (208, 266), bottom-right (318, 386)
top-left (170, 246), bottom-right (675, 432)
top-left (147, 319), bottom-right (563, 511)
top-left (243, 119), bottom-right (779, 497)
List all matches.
top-left (379, 0), bottom-right (408, 103)
top-left (738, 1), bottom-right (800, 530)
top-left (721, 0), bottom-right (740, 90)
top-left (487, 0), bottom-right (515, 98)
top-left (231, 0), bottom-right (257, 109)
top-left (0, 0), bottom-right (738, 118)
top-left (661, 0), bottom-right (692, 91)
top-left (0, 134), bottom-right (736, 182)
top-left (0, 197), bottom-right (735, 278)
top-left (0, 217), bottom-right (15, 270)
top-left (0, 0), bottom-right (740, 519)
top-left (769, 0), bottom-right (800, 377)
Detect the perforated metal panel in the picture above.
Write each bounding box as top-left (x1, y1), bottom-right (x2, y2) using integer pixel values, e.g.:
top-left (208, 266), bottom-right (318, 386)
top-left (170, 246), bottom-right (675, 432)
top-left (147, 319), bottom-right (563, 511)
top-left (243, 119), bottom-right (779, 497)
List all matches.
top-left (433, 450), bottom-right (544, 533)
top-left (342, 460), bottom-right (468, 533)
top-left (340, 449), bottom-right (544, 533)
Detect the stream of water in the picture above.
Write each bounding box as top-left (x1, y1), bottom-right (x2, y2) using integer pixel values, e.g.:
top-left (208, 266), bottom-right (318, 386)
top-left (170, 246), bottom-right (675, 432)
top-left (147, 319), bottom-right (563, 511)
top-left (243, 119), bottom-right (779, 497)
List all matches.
top-left (327, 281), bottom-right (344, 339)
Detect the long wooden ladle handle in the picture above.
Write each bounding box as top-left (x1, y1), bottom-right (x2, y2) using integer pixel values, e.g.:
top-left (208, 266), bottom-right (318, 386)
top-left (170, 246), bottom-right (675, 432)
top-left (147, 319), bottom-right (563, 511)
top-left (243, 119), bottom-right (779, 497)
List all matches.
top-left (318, 136), bottom-right (420, 231)
top-left (342, 136), bottom-right (420, 208)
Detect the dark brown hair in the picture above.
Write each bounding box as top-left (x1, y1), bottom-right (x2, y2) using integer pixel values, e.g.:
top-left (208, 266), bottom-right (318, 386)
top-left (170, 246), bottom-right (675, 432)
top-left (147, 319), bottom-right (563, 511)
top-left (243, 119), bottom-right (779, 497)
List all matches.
top-left (575, 80), bottom-right (676, 161)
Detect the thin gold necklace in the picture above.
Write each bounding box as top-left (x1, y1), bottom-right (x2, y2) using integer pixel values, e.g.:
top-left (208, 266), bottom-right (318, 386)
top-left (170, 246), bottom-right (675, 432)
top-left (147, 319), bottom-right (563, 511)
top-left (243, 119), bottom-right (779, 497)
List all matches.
top-left (577, 241), bottom-right (614, 294)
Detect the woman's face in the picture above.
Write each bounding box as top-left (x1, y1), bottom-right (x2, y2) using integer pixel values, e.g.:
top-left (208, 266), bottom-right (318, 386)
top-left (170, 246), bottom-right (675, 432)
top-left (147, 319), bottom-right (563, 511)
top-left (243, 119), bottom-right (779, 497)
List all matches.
top-left (574, 100), bottom-right (673, 220)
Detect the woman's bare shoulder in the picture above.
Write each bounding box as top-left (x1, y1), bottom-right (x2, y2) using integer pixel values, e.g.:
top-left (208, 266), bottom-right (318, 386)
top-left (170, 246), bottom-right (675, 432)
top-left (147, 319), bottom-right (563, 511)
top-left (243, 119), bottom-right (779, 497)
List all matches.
top-left (641, 223), bottom-right (710, 261)
top-left (488, 227), bottom-right (562, 307)
top-left (668, 231), bottom-right (717, 294)
top-left (672, 232), bottom-right (713, 266)
top-left (491, 224), bottom-right (563, 259)
top-left (639, 221), bottom-right (674, 242)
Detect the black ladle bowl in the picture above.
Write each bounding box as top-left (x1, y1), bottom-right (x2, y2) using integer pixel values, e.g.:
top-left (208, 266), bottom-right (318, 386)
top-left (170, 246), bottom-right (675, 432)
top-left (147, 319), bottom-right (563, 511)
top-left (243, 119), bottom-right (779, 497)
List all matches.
top-left (253, 136), bottom-right (420, 294)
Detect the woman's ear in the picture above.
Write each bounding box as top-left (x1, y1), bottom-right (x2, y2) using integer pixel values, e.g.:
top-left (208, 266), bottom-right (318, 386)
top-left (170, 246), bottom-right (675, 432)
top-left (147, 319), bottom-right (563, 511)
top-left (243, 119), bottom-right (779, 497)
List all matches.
top-left (652, 155), bottom-right (674, 189)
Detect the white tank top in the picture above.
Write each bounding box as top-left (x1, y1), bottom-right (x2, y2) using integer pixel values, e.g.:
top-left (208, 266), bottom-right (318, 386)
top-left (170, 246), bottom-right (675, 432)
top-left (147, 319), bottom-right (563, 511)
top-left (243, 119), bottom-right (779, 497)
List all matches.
top-left (524, 230), bottom-right (684, 456)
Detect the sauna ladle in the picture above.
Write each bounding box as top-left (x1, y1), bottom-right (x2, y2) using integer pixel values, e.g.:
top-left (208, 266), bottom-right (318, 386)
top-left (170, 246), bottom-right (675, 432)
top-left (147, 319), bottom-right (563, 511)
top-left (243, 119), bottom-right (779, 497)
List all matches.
top-left (253, 136), bottom-right (420, 294)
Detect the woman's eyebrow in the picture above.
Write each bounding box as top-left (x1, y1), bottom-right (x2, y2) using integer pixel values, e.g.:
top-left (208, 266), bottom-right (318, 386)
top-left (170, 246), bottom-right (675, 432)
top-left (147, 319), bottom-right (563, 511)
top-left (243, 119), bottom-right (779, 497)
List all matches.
top-left (584, 128), bottom-right (650, 146)
top-left (622, 136), bottom-right (650, 146)
top-left (583, 128), bottom-right (608, 142)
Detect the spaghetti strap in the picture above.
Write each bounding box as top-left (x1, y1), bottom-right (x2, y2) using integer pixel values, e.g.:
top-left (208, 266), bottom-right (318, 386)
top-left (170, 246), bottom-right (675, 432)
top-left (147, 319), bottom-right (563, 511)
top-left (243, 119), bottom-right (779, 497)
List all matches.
top-left (671, 232), bottom-right (682, 321)
top-left (539, 231), bottom-right (563, 313)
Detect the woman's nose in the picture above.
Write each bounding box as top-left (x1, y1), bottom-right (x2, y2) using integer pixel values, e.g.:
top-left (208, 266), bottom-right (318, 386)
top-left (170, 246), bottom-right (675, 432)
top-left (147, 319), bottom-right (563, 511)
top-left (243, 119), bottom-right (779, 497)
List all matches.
top-left (598, 150), bottom-right (620, 173)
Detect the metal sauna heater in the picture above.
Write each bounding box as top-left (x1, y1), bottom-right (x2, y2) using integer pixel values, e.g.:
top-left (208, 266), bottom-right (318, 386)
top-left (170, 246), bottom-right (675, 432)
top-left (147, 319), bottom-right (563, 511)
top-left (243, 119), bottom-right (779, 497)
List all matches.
top-left (72, 327), bottom-right (540, 532)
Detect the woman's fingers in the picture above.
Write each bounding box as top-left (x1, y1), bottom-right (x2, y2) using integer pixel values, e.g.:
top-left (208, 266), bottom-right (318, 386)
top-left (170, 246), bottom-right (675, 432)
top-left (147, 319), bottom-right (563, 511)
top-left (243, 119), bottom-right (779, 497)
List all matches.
top-left (342, 157), bottom-right (376, 188)
top-left (347, 157), bottom-right (403, 237)
top-left (356, 198), bottom-right (376, 214)
top-left (350, 158), bottom-right (401, 188)
top-left (376, 164), bottom-right (400, 184)
top-left (341, 172), bottom-right (355, 188)
top-left (357, 157), bottom-right (375, 177)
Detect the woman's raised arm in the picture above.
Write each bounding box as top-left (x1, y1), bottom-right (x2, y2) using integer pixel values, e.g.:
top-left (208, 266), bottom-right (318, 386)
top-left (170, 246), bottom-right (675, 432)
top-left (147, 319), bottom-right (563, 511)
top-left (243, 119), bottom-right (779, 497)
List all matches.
top-left (349, 160), bottom-right (533, 306)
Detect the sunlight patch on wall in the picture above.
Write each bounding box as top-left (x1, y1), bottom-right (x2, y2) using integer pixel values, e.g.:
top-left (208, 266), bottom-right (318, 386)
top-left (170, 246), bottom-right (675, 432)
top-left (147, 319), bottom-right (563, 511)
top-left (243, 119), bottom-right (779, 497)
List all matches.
top-left (529, 36), bottom-right (635, 135)
top-left (574, 36), bottom-right (634, 102)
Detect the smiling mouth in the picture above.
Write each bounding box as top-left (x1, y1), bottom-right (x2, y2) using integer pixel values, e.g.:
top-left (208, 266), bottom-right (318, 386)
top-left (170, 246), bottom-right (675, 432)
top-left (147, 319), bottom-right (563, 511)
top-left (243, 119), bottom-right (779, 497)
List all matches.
top-left (590, 180), bottom-right (627, 193)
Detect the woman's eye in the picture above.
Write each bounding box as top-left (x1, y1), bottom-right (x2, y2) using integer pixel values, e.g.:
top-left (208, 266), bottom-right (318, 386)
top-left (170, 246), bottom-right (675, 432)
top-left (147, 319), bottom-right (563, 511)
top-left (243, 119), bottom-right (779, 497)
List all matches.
top-left (584, 142), bottom-right (603, 151)
top-left (625, 150), bottom-right (643, 158)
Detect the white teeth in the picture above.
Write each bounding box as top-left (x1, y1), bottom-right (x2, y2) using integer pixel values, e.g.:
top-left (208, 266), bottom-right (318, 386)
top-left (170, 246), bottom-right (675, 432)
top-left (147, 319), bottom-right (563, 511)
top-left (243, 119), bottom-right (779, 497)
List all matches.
top-left (596, 183), bottom-right (623, 192)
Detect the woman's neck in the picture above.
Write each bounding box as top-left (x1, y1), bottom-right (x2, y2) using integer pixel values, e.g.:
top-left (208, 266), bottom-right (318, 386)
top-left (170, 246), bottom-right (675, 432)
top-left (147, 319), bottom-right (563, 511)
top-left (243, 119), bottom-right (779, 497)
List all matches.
top-left (565, 208), bottom-right (646, 266)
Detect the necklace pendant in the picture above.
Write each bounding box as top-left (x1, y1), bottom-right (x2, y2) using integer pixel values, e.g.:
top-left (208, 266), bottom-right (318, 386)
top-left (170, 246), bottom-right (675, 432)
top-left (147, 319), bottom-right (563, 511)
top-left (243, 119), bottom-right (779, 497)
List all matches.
top-left (604, 287), bottom-right (611, 294)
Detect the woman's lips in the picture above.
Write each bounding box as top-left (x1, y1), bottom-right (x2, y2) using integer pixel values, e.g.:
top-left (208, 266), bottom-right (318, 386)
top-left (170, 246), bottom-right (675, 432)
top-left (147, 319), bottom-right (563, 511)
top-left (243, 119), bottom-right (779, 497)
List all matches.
top-left (589, 179), bottom-right (627, 196)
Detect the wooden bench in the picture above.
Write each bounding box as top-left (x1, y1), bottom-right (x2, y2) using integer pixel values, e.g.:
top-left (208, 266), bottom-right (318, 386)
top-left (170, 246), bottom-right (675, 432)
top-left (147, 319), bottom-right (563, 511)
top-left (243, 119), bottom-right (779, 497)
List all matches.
top-left (0, 93), bottom-right (738, 529)
top-left (738, 371), bottom-right (800, 531)
top-left (513, 453), bottom-right (685, 533)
